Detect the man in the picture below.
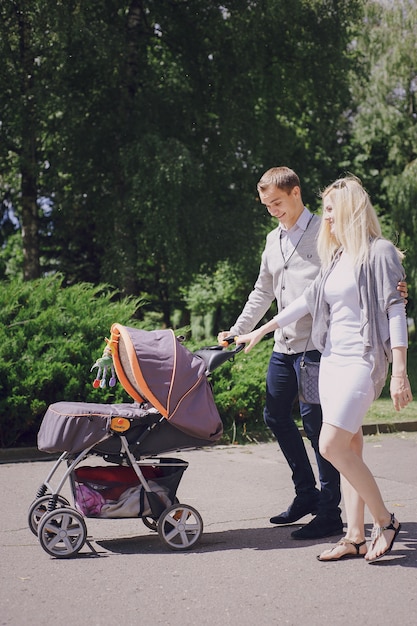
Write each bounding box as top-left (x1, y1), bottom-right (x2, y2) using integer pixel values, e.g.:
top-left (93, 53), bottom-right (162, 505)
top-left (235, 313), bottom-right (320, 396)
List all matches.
top-left (218, 166), bottom-right (406, 540)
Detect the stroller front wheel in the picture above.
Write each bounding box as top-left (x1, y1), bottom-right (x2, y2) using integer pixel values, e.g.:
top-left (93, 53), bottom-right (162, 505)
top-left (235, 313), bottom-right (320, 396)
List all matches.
top-left (157, 503), bottom-right (203, 551)
top-left (142, 516), bottom-right (158, 532)
top-left (37, 507), bottom-right (87, 558)
top-left (28, 495), bottom-right (70, 536)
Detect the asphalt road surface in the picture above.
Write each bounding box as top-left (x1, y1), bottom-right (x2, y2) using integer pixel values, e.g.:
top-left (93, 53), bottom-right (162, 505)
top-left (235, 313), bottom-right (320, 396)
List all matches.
top-left (1, 432), bottom-right (416, 625)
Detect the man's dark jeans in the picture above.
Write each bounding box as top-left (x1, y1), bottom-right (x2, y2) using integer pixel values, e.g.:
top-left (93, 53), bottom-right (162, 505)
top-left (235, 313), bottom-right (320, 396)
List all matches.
top-left (264, 350), bottom-right (341, 518)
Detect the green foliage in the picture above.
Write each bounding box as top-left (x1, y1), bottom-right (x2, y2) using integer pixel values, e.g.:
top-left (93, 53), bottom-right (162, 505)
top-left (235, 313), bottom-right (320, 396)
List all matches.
top-left (1, 273), bottom-right (414, 448)
top-left (181, 260), bottom-right (255, 340)
top-left (5, 1), bottom-right (416, 445)
top-left (346, 0), bottom-right (417, 321)
top-left (349, 0), bottom-right (417, 178)
top-left (0, 0), bottom-right (363, 325)
top-left (0, 232), bottom-right (24, 279)
top-left (182, 261), bottom-right (238, 316)
top-left (0, 275), bottom-right (143, 447)
top-left (385, 159), bottom-right (417, 322)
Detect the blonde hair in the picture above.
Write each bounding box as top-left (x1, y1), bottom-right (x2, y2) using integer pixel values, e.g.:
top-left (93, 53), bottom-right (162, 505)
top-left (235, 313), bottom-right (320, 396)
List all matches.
top-left (317, 175), bottom-right (385, 267)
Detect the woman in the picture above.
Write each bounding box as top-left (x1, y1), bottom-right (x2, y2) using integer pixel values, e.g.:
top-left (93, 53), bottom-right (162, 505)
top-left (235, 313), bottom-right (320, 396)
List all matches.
top-left (236, 175), bottom-right (412, 562)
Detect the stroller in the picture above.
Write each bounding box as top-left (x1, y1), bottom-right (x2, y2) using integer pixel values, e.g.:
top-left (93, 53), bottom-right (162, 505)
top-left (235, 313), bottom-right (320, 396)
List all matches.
top-left (28, 323), bottom-right (242, 558)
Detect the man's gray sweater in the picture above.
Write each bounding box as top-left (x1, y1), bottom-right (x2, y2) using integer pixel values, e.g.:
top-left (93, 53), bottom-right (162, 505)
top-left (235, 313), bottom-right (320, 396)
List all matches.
top-left (230, 213), bottom-right (321, 354)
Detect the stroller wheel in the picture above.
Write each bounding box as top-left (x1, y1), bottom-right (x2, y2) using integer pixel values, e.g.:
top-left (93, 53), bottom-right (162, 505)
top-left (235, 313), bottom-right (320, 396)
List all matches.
top-left (37, 508), bottom-right (87, 558)
top-left (142, 496), bottom-right (179, 532)
top-left (28, 495), bottom-right (70, 536)
top-left (157, 503), bottom-right (203, 551)
top-left (142, 516), bottom-right (158, 532)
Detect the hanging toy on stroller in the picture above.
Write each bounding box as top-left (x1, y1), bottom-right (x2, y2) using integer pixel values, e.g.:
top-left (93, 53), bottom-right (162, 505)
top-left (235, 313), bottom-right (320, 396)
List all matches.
top-left (29, 324), bottom-right (242, 558)
top-left (90, 340), bottom-right (117, 389)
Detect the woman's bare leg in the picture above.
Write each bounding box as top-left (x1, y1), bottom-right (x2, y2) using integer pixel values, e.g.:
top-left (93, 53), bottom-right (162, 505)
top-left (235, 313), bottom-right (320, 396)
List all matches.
top-left (318, 429), bottom-right (367, 560)
top-left (319, 424), bottom-right (400, 561)
top-left (340, 429), bottom-right (366, 541)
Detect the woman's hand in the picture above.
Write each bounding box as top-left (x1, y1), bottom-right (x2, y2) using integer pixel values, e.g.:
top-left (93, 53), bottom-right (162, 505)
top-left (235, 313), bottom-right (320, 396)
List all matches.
top-left (235, 318), bottom-right (279, 353)
top-left (397, 280), bottom-right (408, 303)
top-left (390, 375), bottom-right (413, 411)
top-left (235, 328), bottom-right (265, 353)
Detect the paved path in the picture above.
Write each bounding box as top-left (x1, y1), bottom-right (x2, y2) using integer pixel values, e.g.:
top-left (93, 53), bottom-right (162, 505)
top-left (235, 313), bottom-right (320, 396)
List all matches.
top-left (1, 432), bottom-right (416, 625)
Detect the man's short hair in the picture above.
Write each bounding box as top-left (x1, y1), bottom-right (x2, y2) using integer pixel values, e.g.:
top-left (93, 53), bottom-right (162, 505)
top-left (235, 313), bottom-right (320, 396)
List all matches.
top-left (257, 167), bottom-right (301, 194)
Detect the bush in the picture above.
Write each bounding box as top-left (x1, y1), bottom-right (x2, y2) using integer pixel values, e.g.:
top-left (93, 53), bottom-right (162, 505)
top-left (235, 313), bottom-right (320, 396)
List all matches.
top-left (0, 275), bottom-right (142, 447)
top-left (0, 274), bottom-right (273, 448)
top-left (181, 260), bottom-right (254, 342)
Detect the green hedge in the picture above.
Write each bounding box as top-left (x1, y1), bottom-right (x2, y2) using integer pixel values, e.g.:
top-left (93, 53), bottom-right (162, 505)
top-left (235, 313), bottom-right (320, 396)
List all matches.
top-left (0, 275), bottom-right (273, 448)
top-left (0, 276), bottom-right (141, 447)
top-left (2, 275), bottom-right (412, 449)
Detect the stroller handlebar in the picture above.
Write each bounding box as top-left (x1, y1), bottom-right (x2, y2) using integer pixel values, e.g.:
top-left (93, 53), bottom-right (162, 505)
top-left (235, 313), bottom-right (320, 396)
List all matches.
top-left (219, 335), bottom-right (236, 347)
top-left (193, 339), bottom-right (244, 375)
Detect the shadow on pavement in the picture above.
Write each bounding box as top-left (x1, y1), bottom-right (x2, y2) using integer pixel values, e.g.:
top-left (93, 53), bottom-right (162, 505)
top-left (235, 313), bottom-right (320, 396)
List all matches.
top-left (94, 521), bottom-right (416, 566)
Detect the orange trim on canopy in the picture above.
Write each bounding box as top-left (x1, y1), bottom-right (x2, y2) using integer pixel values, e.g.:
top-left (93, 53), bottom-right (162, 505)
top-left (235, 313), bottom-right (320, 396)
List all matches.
top-left (110, 323), bottom-right (168, 417)
top-left (109, 326), bottom-right (144, 404)
top-left (165, 328), bottom-right (177, 415)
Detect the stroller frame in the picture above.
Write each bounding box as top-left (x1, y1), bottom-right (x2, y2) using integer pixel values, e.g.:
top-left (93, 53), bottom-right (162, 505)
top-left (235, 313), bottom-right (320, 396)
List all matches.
top-left (29, 435), bottom-right (193, 557)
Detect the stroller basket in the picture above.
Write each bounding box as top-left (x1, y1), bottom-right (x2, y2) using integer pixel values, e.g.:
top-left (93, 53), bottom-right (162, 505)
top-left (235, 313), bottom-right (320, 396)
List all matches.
top-left (73, 459), bottom-right (187, 519)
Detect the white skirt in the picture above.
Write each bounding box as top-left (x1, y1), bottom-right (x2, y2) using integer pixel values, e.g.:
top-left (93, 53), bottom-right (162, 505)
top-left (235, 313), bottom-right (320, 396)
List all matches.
top-left (318, 355), bottom-right (374, 434)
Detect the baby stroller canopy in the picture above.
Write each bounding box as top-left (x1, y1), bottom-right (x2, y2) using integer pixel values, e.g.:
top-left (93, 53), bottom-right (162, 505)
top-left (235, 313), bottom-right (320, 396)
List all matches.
top-left (110, 324), bottom-right (223, 441)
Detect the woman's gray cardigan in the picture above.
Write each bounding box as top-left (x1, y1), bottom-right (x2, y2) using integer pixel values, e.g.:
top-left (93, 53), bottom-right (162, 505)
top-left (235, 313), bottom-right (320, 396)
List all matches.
top-left (304, 238), bottom-right (406, 399)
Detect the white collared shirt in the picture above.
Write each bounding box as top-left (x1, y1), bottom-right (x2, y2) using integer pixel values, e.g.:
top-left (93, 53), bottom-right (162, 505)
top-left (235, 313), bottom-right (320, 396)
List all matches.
top-left (279, 207), bottom-right (313, 261)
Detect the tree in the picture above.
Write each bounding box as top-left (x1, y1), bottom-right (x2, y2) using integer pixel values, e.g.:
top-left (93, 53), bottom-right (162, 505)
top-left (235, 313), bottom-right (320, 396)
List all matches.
top-left (0, 1), bottom-right (363, 326)
top-left (347, 0), bottom-right (417, 320)
top-left (0, 1), bottom-right (45, 279)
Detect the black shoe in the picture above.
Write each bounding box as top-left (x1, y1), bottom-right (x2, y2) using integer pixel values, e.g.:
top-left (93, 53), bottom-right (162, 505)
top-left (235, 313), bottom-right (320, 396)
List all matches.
top-left (270, 493), bottom-right (319, 525)
top-left (291, 515), bottom-right (344, 540)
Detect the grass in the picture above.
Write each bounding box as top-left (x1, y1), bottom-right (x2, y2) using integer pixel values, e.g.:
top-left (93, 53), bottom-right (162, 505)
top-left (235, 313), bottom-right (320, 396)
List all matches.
top-left (365, 348), bottom-right (417, 425)
top-left (293, 349), bottom-right (417, 430)
top-left (293, 399), bottom-right (416, 432)
top-left (290, 398), bottom-right (416, 442)
top-left (363, 398), bottom-right (416, 424)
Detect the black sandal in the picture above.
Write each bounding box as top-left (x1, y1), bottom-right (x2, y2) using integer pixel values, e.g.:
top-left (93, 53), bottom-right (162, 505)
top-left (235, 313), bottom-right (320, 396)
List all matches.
top-left (317, 537), bottom-right (367, 561)
top-left (366, 513), bottom-right (401, 563)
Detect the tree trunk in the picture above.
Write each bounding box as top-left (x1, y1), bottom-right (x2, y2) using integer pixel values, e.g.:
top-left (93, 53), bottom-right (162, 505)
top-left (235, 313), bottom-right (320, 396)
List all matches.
top-left (21, 155), bottom-right (40, 280)
top-left (18, 3), bottom-right (40, 280)
top-left (111, 0), bottom-right (146, 295)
